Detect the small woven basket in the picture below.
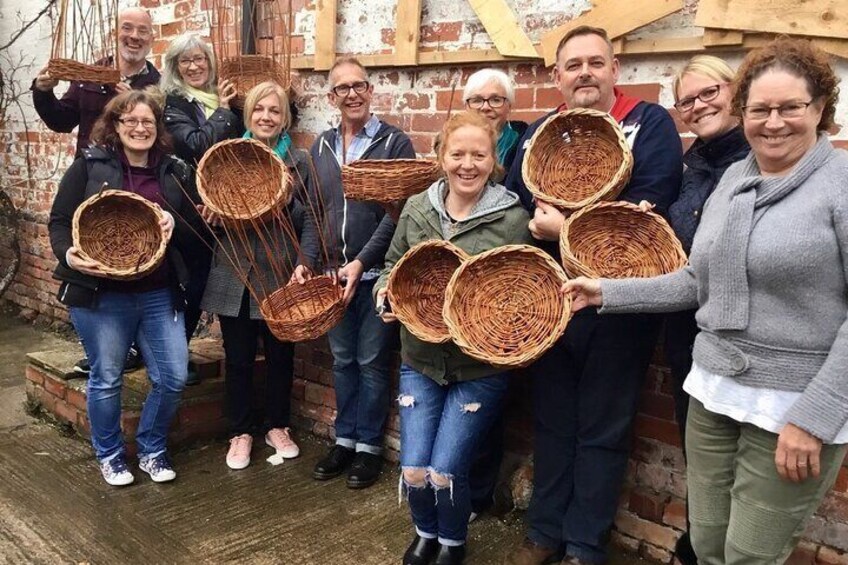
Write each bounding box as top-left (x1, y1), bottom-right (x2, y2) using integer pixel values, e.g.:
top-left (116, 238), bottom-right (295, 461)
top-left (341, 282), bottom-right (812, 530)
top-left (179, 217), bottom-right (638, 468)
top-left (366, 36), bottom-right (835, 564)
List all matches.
top-left (71, 189), bottom-right (166, 280)
top-left (522, 108), bottom-right (633, 210)
top-left (218, 56), bottom-right (290, 108)
top-left (196, 138), bottom-right (291, 221)
top-left (559, 201), bottom-right (688, 279)
top-left (387, 240), bottom-right (469, 344)
top-left (46, 58), bottom-right (121, 85)
top-left (260, 276), bottom-right (345, 342)
top-left (341, 159), bottom-right (441, 203)
top-left (443, 245), bottom-right (571, 368)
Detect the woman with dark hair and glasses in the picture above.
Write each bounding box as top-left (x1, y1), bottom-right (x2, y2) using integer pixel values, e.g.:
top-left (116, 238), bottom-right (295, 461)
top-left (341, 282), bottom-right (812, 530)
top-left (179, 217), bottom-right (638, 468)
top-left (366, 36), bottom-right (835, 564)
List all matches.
top-left (48, 89), bottom-right (202, 486)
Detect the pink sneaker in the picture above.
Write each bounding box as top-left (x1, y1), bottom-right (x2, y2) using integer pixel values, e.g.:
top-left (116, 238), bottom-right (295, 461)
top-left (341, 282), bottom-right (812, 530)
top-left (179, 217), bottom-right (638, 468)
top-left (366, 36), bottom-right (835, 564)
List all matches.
top-left (226, 434), bottom-right (253, 470)
top-left (265, 427), bottom-right (300, 459)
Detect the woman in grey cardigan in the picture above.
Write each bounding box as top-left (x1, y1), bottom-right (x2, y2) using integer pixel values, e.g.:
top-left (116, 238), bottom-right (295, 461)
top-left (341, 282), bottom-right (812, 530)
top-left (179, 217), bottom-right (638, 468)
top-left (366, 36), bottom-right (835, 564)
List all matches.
top-left (565, 39), bottom-right (848, 564)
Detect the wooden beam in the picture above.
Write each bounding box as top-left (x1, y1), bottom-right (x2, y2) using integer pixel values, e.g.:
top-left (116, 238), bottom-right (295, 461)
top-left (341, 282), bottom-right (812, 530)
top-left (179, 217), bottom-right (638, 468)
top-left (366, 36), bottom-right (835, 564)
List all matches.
top-left (540, 0), bottom-right (684, 66)
top-left (695, 0), bottom-right (848, 40)
top-left (702, 28), bottom-right (744, 46)
top-left (467, 0), bottom-right (538, 58)
top-left (813, 37), bottom-right (848, 59)
top-left (393, 0), bottom-right (423, 66)
top-left (313, 0), bottom-right (337, 71)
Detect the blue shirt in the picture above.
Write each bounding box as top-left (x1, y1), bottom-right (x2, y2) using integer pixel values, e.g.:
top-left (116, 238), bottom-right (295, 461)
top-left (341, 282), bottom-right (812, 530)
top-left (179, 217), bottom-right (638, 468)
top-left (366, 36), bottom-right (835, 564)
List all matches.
top-left (333, 114), bottom-right (381, 165)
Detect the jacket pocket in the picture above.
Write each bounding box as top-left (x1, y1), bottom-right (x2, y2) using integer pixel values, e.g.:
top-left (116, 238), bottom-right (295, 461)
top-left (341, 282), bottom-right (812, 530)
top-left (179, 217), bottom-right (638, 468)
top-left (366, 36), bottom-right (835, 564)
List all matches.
top-left (57, 282), bottom-right (98, 308)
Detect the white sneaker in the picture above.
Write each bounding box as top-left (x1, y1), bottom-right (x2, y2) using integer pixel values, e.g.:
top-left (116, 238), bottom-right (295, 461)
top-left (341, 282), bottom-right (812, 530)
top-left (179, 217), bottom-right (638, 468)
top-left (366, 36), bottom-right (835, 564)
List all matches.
top-left (226, 434), bottom-right (253, 469)
top-left (265, 427), bottom-right (300, 459)
top-left (100, 455), bottom-right (134, 486)
top-left (139, 454), bottom-right (177, 483)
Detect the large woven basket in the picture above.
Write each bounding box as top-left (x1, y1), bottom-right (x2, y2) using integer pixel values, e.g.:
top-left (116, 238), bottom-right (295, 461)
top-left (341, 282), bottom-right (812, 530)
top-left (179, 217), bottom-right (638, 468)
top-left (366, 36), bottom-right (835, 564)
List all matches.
top-left (387, 240), bottom-right (469, 344)
top-left (196, 138), bottom-right (291, 221)
top-left (443, 245), bottom-right (571, 368)
top-left (46, 58), bottom-right (121, 85)
top-left (559, 201), bottom-right (687, 279)
top-left (522, 108), bottom-right (633, 210)
top-left (260, 276), bottom-right (345, 342)
top-left (71, 189), bottom-right (166, 280)
top-left (218, 56), bottom-right (289, 108)
top-left (341, 159), bottom-right (441, 203)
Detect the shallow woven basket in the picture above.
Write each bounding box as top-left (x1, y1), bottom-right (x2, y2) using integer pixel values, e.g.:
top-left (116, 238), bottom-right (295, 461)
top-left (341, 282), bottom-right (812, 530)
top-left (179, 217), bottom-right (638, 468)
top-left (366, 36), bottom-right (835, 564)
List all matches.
top-left (218, 56), bottom-right (289, 108)
top-left (71, 189), bottom-right (166, 280)
top-left (46, 58), bottom-right (121, 85)
top-left (522, 108), bottom-right (633, 210)
top-left (559, 201), bottom-right (688, 279)
top-left (443, 245), bottom-right (571, 368)
top-left (387, 240), bottom-right (469, 344)
top-left (260, 276), bottom-right (345, 342)
top-left (196, 138), bottom-right (291, 221)
top-left (341, 159), bottom-right (441, 203)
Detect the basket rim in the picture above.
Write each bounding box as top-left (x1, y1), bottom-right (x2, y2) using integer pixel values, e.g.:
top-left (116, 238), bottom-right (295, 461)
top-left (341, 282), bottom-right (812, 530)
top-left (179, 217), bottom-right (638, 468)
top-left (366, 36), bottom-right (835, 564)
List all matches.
top-left (521, 108), bottom-right (634, 210)
top-left (341, 159), bottom-right (439, 172)
top-left (259, 276), bottom-right (346, 341)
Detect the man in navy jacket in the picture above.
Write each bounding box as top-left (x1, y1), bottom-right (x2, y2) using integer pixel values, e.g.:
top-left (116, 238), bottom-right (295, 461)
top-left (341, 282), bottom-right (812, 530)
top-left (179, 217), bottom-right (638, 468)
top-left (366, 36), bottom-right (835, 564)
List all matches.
top-left (504, 26), bottom-right (683, 565)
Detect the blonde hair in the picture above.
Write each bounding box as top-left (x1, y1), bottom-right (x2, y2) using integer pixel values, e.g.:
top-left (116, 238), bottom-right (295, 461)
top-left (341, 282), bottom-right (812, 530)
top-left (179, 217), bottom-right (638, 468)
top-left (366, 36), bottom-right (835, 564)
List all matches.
top-left (672, 55), bottom-right (735, 102)
top-left (437, 112), bottom-right (504, 182)
top-left (160, 34), bottom-right (217, 96)
top-left (242, 81), bottom-right (291, 133)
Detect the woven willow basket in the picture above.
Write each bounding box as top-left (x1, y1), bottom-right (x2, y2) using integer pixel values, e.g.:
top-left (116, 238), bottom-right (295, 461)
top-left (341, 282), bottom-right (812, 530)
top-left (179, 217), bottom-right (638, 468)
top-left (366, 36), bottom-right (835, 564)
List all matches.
top-left (443, 244), bottom-right (571, 368)
top-left (71, 189), bottom-right (166, 280)
top-left (522, 108), bottom-right (633, 210)
top-left (559, 201), bottom-right (687, 279)
top-left (196, 138), bottom-right (291, 221)
top-left (260, 276), bottom-right (345, 342)
top-left (341, 159), bottom-right (441, 203)
top-left (218, 56), bottom-right (289, 108)
top-left (47, 58), bottom-right (121, 85)
top-left (387, 240), bottom-right (469, 344)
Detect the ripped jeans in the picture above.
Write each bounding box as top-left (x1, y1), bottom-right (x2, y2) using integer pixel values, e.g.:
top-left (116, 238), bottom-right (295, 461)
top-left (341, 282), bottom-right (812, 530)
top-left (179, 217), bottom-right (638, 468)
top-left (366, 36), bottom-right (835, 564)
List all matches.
top-left (398, 364), bottom-right (508, 545)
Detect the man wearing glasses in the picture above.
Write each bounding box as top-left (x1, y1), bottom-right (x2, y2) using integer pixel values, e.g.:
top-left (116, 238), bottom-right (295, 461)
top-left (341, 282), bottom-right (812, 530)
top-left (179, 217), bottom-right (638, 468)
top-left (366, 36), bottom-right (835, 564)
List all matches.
top-left (306, 57), bottom-right (415, 489)
top-left (32, 7), bottom-right (160, 156)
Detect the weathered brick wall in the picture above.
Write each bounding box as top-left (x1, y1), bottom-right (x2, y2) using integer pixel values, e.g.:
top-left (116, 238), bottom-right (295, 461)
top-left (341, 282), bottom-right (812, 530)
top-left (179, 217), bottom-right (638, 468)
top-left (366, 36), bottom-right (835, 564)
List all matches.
top-left (2, 0), bottom-right (848, 561)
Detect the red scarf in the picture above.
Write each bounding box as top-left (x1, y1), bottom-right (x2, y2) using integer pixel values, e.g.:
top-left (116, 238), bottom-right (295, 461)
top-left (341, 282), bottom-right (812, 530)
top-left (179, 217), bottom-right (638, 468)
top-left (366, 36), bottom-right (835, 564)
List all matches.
top-left (556, 87), bottom-right (641, 122)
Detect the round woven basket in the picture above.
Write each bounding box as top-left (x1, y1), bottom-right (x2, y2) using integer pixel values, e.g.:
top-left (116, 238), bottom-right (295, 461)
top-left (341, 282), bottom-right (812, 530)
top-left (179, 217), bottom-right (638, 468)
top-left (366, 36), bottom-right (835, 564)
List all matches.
top-left (218, 56), bottom-right (289, 108)
top-left (387, 240), bottom-right (469, 344)
top-left (46, 58), bottom-right (121, 85)
top-left (341, 159), bottom-right (441, 203)
top-left (559, 201), bottom-right (688, 279)
top-left (196, 138), bottom-right (291, 221)
top-left (260, 276), bottom-right (345, 342)
top-left (522, 108), bottom-right (633, 210)
top-left (71, 189), bottom-right (166, 280)
top-left (443, 245), bottom-right (571, 368)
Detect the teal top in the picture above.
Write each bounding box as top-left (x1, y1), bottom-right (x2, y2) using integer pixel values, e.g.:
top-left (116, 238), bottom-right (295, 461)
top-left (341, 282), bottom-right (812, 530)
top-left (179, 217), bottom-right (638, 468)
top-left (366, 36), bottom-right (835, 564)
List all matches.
top-left (243, 130), bottom-right (292, 160)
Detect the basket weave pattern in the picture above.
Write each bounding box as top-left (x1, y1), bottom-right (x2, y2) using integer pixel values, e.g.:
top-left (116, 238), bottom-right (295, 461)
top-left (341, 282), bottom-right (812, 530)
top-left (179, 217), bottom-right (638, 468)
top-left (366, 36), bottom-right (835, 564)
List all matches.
top-left (196, 138), bottom-right (291, 221)
top-left (388, 240), bottom-right (469, 344)
top-left (260, 276), bottom-right (345, 342)
top-left (341, 159), bottom-right (441, 203)
top-left (47, 58), bottom-right (121, 85)
top-left (72, 189), bottom-right (166, 280)
top-left (218, 56), bottom-right (290, 108)
top-left (443, 245), bottom-right (571, 368)
top-left (522, 108), bottom-right (633, 209)
top-left (559, 201), bottom-right (688, 279)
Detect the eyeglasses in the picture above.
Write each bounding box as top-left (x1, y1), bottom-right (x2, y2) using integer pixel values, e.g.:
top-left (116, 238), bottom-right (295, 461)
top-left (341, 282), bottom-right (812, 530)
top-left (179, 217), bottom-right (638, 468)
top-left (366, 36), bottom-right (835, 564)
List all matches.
top-left (178, 55), bottom-right (207, 68)
top-left (331, 81), bottom-right (369, 97)
top-left (119, 23), bottom-right (152, 38)
top-left (117, 117), bottom-right (157, 129)
top-left (466, 95), bottom-right (508, 109)
top-left (674, 84), bottom-right (723, 113)
top-left (741, 101), bottom-right (814, 121)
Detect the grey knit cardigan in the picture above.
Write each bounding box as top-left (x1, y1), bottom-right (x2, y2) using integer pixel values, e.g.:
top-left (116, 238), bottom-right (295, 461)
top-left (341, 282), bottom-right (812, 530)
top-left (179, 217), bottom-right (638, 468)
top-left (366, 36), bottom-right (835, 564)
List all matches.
top-left (600, 137), bottom-right (848, 442)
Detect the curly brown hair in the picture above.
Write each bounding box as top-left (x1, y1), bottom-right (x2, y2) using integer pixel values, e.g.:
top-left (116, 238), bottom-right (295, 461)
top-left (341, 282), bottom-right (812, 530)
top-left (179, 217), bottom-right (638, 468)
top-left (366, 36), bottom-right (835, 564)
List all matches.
top-left (90, 88), bottom-right (173, 153)
top-left (437, 111), bottom-right (504, 182)
top-left (731, 38), bottom-right (840, 132)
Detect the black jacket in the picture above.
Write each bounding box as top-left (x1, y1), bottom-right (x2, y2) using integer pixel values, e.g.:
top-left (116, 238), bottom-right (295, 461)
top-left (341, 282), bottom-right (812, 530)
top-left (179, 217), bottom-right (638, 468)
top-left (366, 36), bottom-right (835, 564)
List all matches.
top-left (163, 93), bottom-right (243, 165)
top-left (48, 146), bottom-right (204, 308)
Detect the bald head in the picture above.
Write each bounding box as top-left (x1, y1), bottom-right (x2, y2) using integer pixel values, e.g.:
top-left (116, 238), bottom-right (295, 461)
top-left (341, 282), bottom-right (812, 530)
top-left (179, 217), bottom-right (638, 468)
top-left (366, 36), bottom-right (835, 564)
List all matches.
top-left (117, 8), bottom-right (154, 66)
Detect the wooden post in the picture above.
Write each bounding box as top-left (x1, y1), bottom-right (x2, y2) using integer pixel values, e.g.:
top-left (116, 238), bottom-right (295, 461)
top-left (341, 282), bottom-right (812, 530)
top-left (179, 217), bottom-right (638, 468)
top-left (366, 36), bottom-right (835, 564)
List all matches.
top-left (314, 0), bottom-right (337, 71)
top-left (394, 0), bottom-right (423, 66)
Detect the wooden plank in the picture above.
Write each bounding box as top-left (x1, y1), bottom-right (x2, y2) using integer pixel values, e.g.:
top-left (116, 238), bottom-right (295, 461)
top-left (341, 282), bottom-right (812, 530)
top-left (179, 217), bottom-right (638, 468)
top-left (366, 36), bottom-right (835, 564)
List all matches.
top-left (394, 0), bottom-right (423, 66)
top-left (540, 0), bottom-right (684, 65)
top-left (467, 0), bottom-right (538, 58)
top-left (702, 28), bottom-right (744, 46)
top-left (813, 37), bottom-right (848, 59)
top-left (313, 0), bottom-right (337, 71)
top-left (695, 0), bottom-right (848, 40)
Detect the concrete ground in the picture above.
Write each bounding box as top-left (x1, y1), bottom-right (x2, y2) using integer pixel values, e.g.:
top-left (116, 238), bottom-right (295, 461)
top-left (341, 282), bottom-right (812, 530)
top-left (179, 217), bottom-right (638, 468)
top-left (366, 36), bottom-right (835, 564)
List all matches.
top-left (0, 311), bottom-right (644, 565)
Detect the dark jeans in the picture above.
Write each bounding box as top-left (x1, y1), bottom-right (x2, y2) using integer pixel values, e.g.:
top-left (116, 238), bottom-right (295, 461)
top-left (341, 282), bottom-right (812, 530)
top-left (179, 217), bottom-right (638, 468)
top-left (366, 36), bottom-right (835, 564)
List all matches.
top-left (527, 310), bottom-right (661, 563)
top-left (184, 247), bottom-right (212, 341)
top-left (468, 403), bottom-right (505, 513)
top-left (219, 291), bottom-right (294, 436)
top-left (663, 308), bottom-right (698, 452)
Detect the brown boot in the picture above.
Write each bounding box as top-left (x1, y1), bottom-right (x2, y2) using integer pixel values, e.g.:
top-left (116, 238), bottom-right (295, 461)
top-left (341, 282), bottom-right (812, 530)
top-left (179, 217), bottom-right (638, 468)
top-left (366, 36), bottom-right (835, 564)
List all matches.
top-left (503, 538), bottom-right (558, 565)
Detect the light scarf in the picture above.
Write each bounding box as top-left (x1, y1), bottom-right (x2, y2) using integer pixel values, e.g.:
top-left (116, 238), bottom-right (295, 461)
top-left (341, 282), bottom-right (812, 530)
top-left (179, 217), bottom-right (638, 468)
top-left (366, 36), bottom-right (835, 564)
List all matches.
top-left (185, 85), bottom-right (219, 119)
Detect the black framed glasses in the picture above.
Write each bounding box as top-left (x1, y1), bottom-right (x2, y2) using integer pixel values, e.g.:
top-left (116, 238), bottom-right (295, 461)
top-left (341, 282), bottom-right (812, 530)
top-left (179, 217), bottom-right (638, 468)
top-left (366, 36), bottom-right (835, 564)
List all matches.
top-left (331, 81), bottom-right (369, 97)
top-left (178, 55), bottom-right (207, 68)
top-left (674, 84), bottom-right (723, 113)
top-left (465, 95), bottom-right (508, 109)
top-left (741, 101), bottom-right (814, 121)
top-left (117, 117), bottom-right (156, 129)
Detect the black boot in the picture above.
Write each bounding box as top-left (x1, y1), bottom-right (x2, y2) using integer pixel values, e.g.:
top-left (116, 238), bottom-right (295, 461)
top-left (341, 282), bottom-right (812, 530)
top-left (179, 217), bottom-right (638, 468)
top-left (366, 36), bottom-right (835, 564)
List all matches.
top-left (434, 543), bottom-right (466, 565)
top-left (312, 445), bottom-right (355, 480)
top-left (674, 532), bottom-right (697, 565)
top-left (402, 535), bottom-right (439, 565)
top-left (346, 451), bottom-right (382, 489)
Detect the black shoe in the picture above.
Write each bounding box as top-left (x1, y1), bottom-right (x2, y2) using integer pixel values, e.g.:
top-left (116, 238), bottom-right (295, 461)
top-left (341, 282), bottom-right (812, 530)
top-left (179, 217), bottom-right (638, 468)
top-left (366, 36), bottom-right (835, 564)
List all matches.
top-left (346, 451), bottom-right (382, 489)
top-left (122, 346), bottom-right (142, 373)
top-left (73, 357), bottom-right (91, 376)
top-left (674, 531), bottom-right (697, 565)
top-left (434, 543), bottom-right (466, 565)
top-left (403, 535), bottom-right (440, 565)
top-left (312, 445), bottom-right (355, 480)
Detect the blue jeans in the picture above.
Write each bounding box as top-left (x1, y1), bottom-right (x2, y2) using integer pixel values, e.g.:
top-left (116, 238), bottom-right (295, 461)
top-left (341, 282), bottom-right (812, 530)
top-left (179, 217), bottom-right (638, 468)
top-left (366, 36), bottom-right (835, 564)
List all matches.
top-left (70, 288), bottom-right (189, 461)
top-left (398, 364), bottom-right (508, 545)
top-left (327, 278), bottom-right (395, 454)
